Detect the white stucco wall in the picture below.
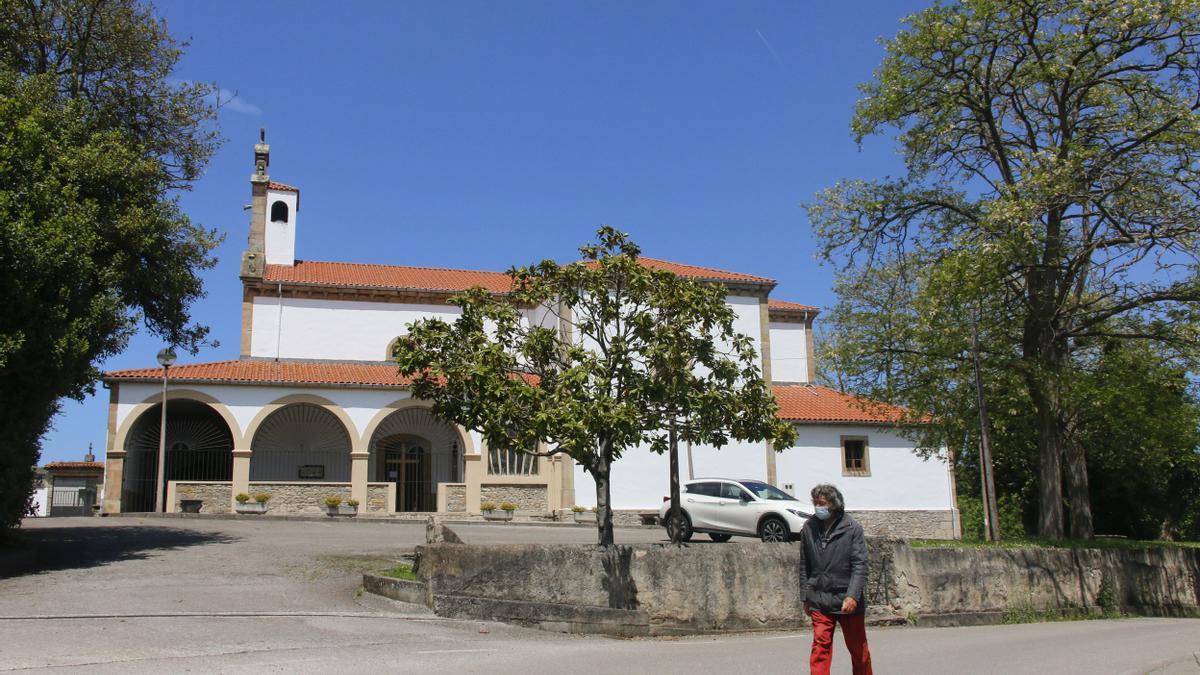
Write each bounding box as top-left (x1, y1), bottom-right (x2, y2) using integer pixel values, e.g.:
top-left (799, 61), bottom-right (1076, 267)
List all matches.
top-left (726, 295), bottom-right (765, 372)
top-left (774, 424), bottom-right (954, 511)
top-left (571, 438), bottom-right (771, 511)
top-left (250, 297), bottom-right (463, 361)
top-left (264, 189), bottom-right (298, 266)
top-left (769, 322), bottom-right (809, 383)
top-left (571, 424), bottom-right (954, 513)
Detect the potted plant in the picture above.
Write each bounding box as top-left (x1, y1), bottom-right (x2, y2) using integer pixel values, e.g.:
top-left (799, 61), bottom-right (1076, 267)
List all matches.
top-left (324, 495), bottom-right (355, 517)
top-left (235, 492), bottom-right (267, 514)
top-left (346, 499), bottom-right (360, 516)
top-left (498, 502), bottom-right (518, 521)
top-left (571, 505), bottom-right (593, 524)
top-left (481, 501), bottom-right (506, 521)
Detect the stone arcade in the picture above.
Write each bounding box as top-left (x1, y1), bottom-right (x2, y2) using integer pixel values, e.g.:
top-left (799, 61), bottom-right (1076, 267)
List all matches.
top-left (100, 136), bottom-right (960, 538)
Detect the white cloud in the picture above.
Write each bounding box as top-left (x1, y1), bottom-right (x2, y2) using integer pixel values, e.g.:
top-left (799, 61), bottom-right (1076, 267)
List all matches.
top-left (216, 88), bottom-right (263, 116)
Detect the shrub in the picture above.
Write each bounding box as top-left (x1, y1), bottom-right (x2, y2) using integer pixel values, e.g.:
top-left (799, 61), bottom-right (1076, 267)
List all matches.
top-left (324, 495), bottom-right (343, 508)
top-left (571, 505), bottom-right (586, 513)
top-left (347, 499), bottom-right (360, 508)
top-left (500, 502), bottom-right (517, 512)
top-left (958, 493), bottom-right (1025, 541)
top-left (480, 502), bottom-right (496, 512)
top-left (235, 493), bottom-right (250, 504)
top-left (253, 493), bottom-right (271, 504)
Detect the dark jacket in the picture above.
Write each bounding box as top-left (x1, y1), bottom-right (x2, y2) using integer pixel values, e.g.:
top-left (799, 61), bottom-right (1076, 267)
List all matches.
top-left (797, 512), bottom-right (869, 615)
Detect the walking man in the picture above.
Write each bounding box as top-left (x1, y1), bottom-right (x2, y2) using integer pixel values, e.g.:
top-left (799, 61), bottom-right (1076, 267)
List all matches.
top-left (798, 483), bottom-right (873, 675)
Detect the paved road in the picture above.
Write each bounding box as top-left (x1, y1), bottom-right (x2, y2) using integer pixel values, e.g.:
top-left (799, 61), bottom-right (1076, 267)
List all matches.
top-left (1, 518), bottom-right (1197, 674)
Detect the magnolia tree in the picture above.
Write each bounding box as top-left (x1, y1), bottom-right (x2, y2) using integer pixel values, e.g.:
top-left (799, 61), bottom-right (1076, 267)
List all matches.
top-left (394, 228), bottom-right (795, 545)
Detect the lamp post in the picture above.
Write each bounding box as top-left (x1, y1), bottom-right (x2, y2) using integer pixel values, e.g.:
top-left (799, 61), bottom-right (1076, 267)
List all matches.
top-left (154, 348), bottom-right (177, 513)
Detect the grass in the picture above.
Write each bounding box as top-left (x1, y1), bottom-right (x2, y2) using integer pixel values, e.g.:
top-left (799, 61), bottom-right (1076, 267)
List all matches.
top-left (381, 563), bottom-right (417, 581)
top-left (909, 537), bottom-right (1200, 550)
top-left (1001, 603), bottom-right (1126, 625)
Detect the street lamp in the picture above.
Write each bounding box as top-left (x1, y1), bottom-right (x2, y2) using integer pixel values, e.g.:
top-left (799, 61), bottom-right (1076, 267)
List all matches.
top-left (154, 347), bottom-right (177, 513)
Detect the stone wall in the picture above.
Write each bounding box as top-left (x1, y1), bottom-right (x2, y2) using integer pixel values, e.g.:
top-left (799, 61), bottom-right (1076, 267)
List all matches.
top-left (406, 539), bottom-right (1200, 635)
top-left (849, 509), bottom-right (957, 540)
top-left (480, 484), bottom-right (547, 512)
top-left (366, 484), bottom-right (389, 514)
top-left (247, 482), bottom-right (351, 515)
top-left (445, 484), bottom-right (466, 513)
top-left (173, 483), bottom-right (232, 514)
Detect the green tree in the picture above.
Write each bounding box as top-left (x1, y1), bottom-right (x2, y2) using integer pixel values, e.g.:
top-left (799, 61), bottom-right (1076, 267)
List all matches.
top-left (809, 0), bottom-right (1200, 539)
top-left (395, 228), bottom-right (794, 545)
top-left (0, 0), bottom-right (221, 532)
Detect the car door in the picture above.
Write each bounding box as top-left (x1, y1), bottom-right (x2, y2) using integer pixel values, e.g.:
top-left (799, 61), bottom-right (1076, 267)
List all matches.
top-left (683, 481), bottom-right (722, 529)
top-left (716, 482), bottom-right (757, 534)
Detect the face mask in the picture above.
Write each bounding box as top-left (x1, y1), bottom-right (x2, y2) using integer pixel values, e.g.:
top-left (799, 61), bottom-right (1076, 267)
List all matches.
top-left (814, 506), bottom-right (831, 521)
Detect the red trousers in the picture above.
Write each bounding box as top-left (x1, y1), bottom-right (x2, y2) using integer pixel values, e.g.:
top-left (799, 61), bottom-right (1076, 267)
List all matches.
top-left (809, 610), bottom-right (873, 675)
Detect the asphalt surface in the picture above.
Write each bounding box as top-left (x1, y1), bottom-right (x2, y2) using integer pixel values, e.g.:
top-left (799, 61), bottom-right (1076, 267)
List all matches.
top-left (1, 517), bottom-right (1197, 674)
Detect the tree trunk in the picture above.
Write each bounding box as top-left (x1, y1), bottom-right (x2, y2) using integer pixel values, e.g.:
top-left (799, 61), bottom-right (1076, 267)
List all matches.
top-left (1063, 437), bottom-right (1093, 539)
top-left (667, 424), bottom-right (683, 544)
top-left (1031, 379), bottom-right (1065, 539)
top-left (593, 442), bottom-right (615, 546)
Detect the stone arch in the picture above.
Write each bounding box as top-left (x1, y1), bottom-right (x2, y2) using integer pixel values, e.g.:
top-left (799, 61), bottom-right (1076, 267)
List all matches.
top-left (360, 399), bottom-right (474, 458)
top-left (248, 396), bottom-right (354, 482)
top-left (242, 393), bottom-right (359, 451)
top-left (114, 388), bottom-right (243, 451)
top-left (363, 400), bottom-right (471, 512)
top-left (118, 393), bottom-right (236, 513)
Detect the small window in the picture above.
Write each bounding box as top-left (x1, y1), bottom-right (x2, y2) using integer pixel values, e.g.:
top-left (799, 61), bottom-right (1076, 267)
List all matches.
top-left (270, 200), bottom-right (289, 222)
top-left (842, 436), bottom-right (870, 477)
top-left (691, 482), bottom-right (722, 497)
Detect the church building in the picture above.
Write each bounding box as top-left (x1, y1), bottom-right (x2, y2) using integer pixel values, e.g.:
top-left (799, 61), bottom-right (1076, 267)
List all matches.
top-left (99, 137), bottom-right (960, 539)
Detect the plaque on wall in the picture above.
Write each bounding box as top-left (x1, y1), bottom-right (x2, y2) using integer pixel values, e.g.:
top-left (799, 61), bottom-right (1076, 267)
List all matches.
top-left (298, 465), bottom-right (325, 479)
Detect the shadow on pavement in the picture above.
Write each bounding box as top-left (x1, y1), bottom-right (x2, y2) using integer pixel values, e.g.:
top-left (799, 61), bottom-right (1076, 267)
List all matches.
top-left (0, 524), bottom-right (239, 579)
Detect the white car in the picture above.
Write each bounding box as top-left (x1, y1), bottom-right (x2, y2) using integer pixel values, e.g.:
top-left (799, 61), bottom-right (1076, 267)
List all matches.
top-left (659, 478), bottom-right (811, 543)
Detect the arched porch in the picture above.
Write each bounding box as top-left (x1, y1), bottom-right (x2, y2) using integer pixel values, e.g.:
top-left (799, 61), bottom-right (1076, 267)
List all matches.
top-left (121, 399), bottom-right (234, 513)
top-left (367, 406), bottom-right (465, 513)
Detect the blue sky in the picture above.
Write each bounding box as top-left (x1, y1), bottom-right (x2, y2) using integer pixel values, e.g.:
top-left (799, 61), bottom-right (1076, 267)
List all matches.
top-left (43, 1), bottom-right (930, 463)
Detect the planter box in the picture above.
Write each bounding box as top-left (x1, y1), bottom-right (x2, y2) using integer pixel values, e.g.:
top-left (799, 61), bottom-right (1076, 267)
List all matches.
top-left (573, 513), bottom-right (596, 524)
top-left (235, 502), bottom-right (267, 514)
top-left (326, 505), bottom-right (358, 517)
top-left (482, 510), bottom-right (514, 522)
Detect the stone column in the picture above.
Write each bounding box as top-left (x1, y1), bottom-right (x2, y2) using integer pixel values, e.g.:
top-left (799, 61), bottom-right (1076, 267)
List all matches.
top-left (350, 451), bottom-right (370, 506)
top-left (102, 451), bottom-right (125, 514)
top-left (464, 453), bottom-right (483, 513)
top-left (231, 449), bottom-right (251, 509)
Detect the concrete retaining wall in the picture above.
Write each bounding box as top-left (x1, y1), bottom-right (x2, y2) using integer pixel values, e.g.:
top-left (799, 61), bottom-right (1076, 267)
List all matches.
top-left (393, 539), bottom-right (1200, 636)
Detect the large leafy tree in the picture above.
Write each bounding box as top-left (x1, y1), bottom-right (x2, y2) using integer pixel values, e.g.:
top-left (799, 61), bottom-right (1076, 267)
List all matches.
top-left (810, 0), bottom-right (1200, 539)
top-left (395, 228), bottom-right (794, 545)
top-left (0, 0), bottom-right (221, 532)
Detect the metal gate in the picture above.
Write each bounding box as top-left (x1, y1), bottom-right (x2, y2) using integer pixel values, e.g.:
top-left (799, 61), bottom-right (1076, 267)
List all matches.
top-left (49, 481), bottom-right (95, 517)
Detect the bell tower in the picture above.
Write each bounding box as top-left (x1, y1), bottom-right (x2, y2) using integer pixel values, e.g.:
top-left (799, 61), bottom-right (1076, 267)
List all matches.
top-left (240, 129), bottom-right (270, 279)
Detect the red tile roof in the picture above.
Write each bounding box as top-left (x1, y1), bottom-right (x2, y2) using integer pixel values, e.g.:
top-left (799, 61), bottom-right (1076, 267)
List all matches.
top-left (44, 461), bottom-right (105, 471)
top-left (264, 261), bottom-right (513, 293)
top-left (267, 181), bottom-right (300, 193)
top-left (635, 257), bottom-right (774, 284)
top-left (773, 385), bottom-right (910, 424)
top-left (768, 298), bottom-right (819, 312)
top-left (108, 361), bottom-right (908, 426)
top-left (106, 360), bottom-right (419, 388)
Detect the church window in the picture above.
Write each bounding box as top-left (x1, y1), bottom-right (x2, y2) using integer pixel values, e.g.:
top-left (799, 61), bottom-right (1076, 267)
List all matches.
top-left (488, 444), bottom-right (538, 476)
top-left (270, 201), bottom-right (289, 222)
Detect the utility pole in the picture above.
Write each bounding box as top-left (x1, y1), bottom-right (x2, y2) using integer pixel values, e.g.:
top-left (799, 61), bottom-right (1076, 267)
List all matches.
top-left (971, 313), bottom-right (1001, 541)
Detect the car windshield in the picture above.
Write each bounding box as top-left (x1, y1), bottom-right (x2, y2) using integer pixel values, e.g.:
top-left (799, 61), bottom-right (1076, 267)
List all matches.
top-left (739, 481), bottom-right (796, 501)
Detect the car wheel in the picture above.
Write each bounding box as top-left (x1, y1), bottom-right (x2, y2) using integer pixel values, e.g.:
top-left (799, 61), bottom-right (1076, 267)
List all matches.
top-left (665, 511), bottom-right (693, 542)
top-left (759, 516), bottom-right (789, 543)
top-left (709, 533), bottom-right (732, 543)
